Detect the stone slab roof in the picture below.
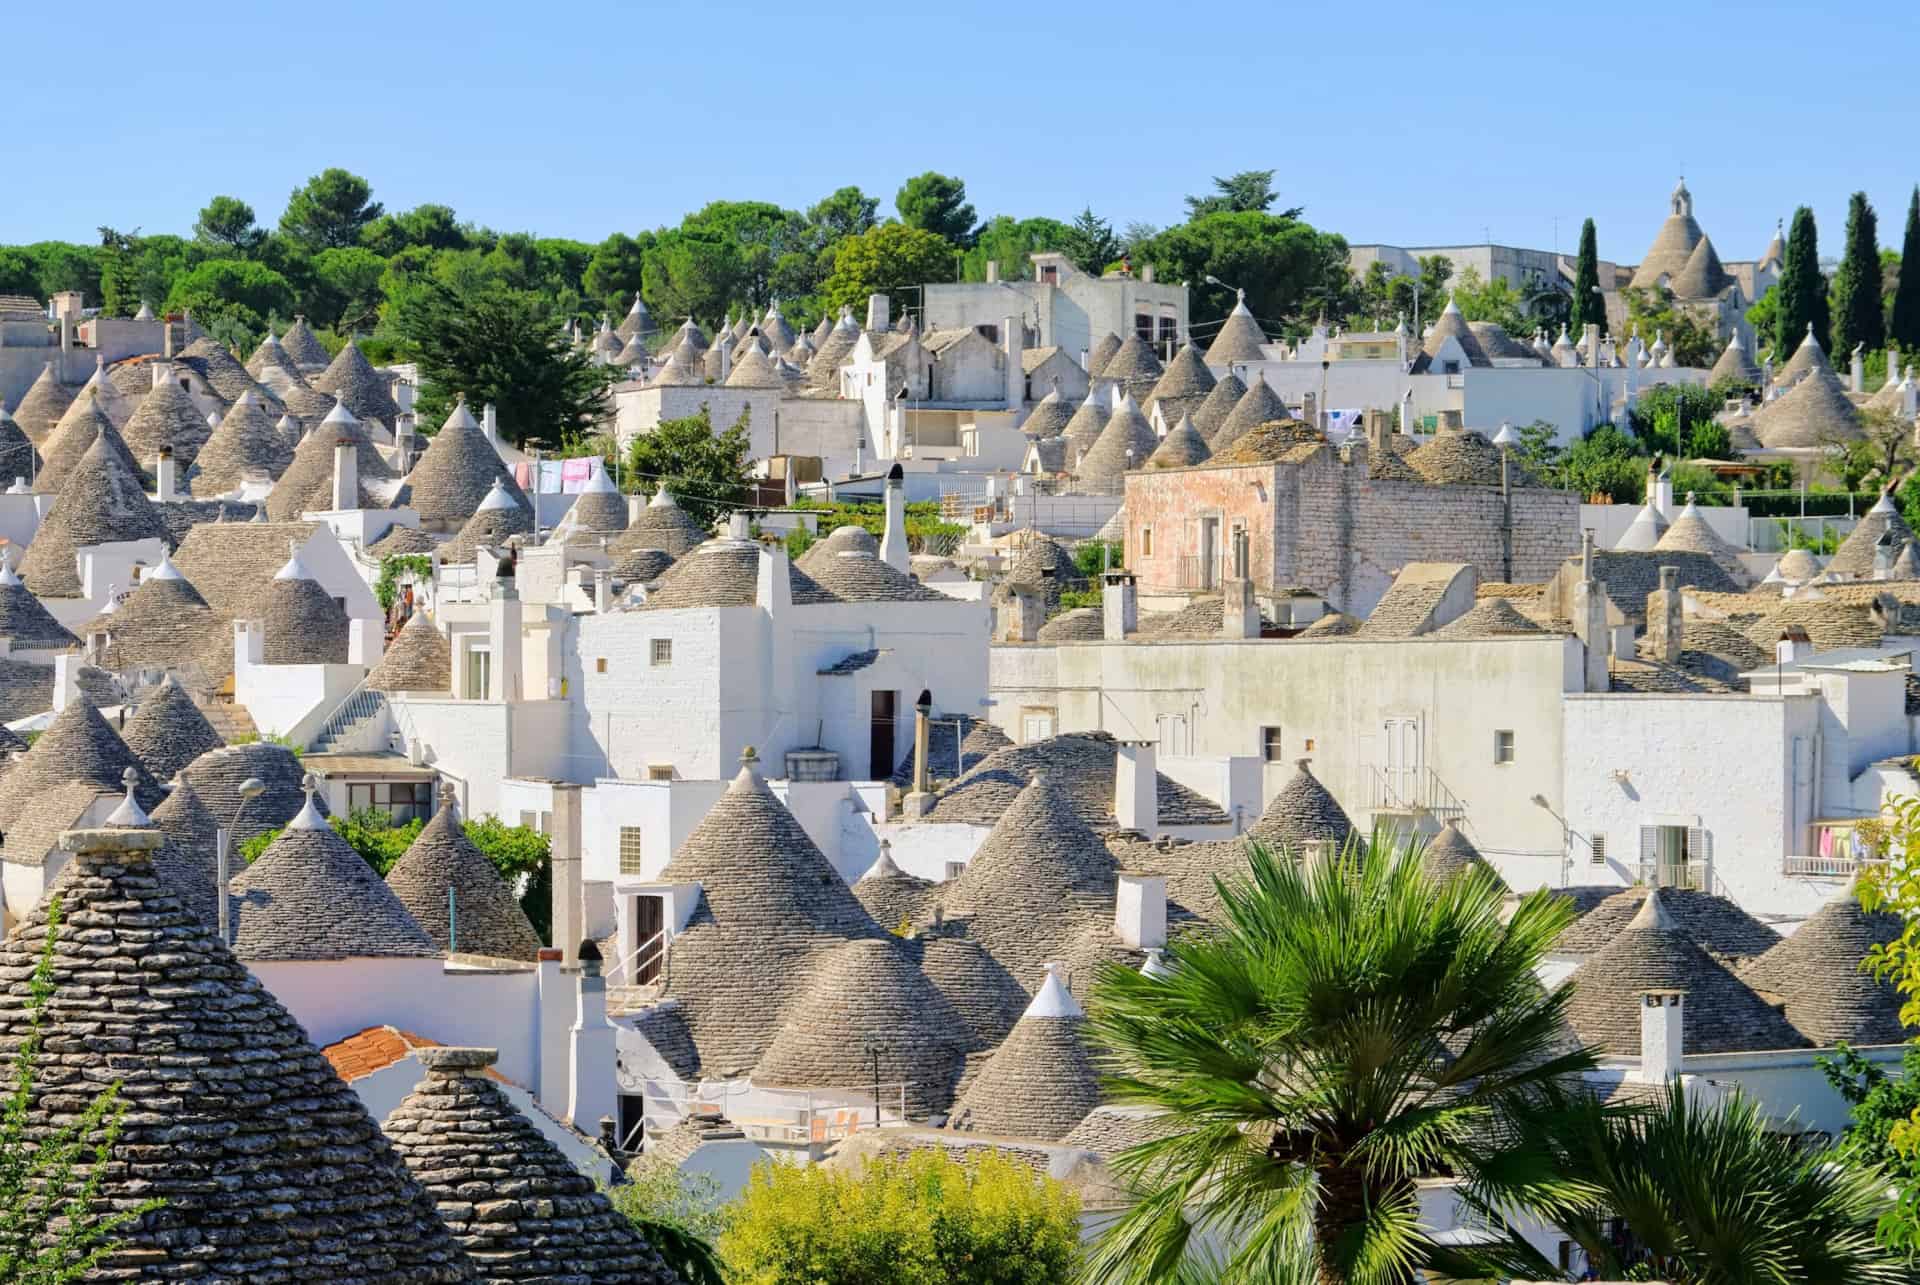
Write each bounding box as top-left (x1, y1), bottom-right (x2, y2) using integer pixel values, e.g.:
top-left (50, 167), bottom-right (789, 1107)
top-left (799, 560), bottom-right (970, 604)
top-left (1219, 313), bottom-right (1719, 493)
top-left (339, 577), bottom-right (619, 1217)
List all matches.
top-left (231, 801), bottom-right (440, 962)
top-left (924, 732), bottom-right (1228, 829)
top-left (386, 795), bottom-right (542, 961)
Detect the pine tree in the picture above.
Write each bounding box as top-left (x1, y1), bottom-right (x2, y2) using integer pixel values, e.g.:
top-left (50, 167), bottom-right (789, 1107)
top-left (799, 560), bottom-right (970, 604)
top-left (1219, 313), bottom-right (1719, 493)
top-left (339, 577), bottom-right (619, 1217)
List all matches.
top-left (1570, 218), bottom-right (1605, 337)
top-left (1831, 191), bottom-right (1885, 358)
top-left (1775, 206), bottom-right (1828, 360)
top-left (1891, 186), bottom-right (1920, 356)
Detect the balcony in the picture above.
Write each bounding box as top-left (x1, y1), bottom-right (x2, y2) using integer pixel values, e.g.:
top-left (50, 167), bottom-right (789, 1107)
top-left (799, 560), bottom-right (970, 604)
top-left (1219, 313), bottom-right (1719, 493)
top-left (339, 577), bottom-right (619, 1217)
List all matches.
top-left (1783, 854), bottom-right (1883, 879)
top-left (1364, 766), bottom-right (1466, 822)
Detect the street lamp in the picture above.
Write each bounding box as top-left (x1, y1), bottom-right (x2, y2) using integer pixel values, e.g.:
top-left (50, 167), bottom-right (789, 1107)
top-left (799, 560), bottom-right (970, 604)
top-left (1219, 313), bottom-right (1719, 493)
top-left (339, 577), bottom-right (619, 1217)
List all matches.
top-left (216, 776), bottom-right (267, 944)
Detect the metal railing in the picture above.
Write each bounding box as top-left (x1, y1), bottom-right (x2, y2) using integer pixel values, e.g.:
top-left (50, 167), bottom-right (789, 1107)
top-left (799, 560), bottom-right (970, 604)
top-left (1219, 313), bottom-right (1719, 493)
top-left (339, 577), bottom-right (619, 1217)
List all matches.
top-left (1635, 860), bottom-right (1716, 893)
top-left (307, 680), bottom-right (389, 753)
top-left (622, 1079), bottom-right (913, 1151)
top-left (1364, 766), bottom-right (1467, 820)
top-left (606, 928), bottom-right (667, 987)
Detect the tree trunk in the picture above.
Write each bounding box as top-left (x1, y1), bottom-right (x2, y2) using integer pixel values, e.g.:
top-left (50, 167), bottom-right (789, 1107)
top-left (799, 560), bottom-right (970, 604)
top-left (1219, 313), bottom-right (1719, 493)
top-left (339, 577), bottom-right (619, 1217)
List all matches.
top-left (1313, 1163), bottom-right (1369, 1285)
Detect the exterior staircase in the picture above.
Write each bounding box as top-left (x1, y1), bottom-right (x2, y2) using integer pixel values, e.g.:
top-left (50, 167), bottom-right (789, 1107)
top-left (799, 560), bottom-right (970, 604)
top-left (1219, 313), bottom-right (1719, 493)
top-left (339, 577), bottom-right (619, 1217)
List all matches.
top-left (308, 685), bottom-right (391, 754)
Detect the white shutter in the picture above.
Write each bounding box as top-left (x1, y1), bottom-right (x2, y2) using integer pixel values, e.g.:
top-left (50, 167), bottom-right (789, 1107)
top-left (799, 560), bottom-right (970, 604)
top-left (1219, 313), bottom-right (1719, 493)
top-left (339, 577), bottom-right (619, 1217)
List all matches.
top-left (1639, 826), bottom-right (1658, 871)
top-left (1687, 827), bottom-right (1711, 865)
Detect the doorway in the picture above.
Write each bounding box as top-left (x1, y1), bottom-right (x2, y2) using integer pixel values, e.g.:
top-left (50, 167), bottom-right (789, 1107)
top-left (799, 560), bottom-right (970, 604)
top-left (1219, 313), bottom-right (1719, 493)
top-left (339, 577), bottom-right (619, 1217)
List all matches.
top-left (1384, 716), bottom-right (1421, 804)
top-left (870, 690), bottom-right (898, 780)
top-left (633, 895), bottom-right (664, 984)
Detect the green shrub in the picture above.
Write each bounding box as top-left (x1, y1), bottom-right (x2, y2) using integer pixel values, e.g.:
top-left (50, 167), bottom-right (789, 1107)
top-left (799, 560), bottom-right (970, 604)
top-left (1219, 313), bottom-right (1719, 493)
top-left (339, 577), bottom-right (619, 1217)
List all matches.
top-left (720, 1148), bottom-right (1080, 1285)
top-left (604, 1164), bottom-right (726, 1285)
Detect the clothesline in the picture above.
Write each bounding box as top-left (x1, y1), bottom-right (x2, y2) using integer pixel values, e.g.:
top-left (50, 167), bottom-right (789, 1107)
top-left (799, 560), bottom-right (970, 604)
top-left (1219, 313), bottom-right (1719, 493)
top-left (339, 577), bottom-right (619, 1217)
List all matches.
top-left (510, 456), bottom-right (605, 495)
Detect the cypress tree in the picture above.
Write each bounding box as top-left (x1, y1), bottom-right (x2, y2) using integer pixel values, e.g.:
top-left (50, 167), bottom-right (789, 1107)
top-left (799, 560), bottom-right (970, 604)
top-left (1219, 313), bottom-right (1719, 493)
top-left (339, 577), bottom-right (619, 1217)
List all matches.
top-left (1831, 191), bottom-right (1885, 358)
top-left (1891, 186), bottom-right (1920, 355)
top-left (1775, 206), bottom-right (1828, 360)
top-left (1570, 218), bottom-right (1605, 336)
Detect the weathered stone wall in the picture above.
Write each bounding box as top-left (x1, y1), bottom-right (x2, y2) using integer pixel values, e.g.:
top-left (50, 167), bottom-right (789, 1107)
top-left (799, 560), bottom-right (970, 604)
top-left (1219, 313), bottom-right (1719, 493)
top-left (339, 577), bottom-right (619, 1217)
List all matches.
top-left (1122, 450), bottom-right (1580, 614)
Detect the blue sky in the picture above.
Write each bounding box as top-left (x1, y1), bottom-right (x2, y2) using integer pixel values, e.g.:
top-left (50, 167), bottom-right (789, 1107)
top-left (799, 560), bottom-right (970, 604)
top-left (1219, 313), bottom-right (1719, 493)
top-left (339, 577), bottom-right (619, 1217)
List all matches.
top-left (6, 0), bottom-right (1916, 268)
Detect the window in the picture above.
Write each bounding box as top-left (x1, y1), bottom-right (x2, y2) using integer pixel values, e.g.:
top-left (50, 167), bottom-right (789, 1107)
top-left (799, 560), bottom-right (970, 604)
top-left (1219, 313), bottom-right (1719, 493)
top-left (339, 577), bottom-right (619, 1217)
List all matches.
top-left (596, 657), bottom-right (607, 673)
top-left (1134, 313), bottom-right (1154, 341)
top-left (1442, 360), bottom-right (1461, 375)
top-left (650, 638), bottom-right (672, 666)
top-left (347, 781), bottom-right (432, 824)
top-left (1139, 526), bottom-right (1153, 557)
top-left (618, 827), bottom-right (645, 876)
top-left (974, 323), bottom-right (999, 344)
top-left (1260, 726), bottom-right (1285, 762)
top-left (1158, 315), bottom-right (1178, 349)
top-left (647, 765), bottom-right (673, 781)
top-left (1494, 730), bottom-right (1515, 764)
top-left (1039, 265), bottom-right (1058, 285)
top-left (1303, 737), bottom-right (1315, 752)
top-left (944, 861), bottom-right (967, 881)
top-left (1590, 834), bottom-right (1607, 866)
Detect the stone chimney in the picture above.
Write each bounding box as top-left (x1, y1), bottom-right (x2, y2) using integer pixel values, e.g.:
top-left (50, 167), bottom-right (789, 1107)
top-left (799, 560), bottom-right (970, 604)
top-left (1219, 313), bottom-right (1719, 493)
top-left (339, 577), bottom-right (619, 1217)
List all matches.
top-left (1003, 585), bottom-right (1044, 642)
top-left (1646, 565), bottom-right (1683, 663)
top-left (594, 567), bottom-right (611, 614)
top-left (867, 294), bottom-right (890, 334)
top-left (1003, 314), bottom-right (1024, 411)
top-left (1102, 570), bottom-right (1137, 640)
top-left (879, 463), bottom-right (908, 572)
top-left (1222, 576), bottom-right (1259, 639)
top-left (331, 438), bottom-right (358, 512)
top-left (755, 539), bottom-right (793, 614)
top-left (1113, 739), bottom-right (1158, 837)
top-left (1638, 988), bottom-right (1686, 1083)
top-left (1113, 872), bottom-right (1167, 950)
top-left (536, 948), bottom-right (570, 1113)
top-left (155, 447), bottom-right (177, 502)
top-left (903, 690), bottom-right (935, 820)
top-left (1571, 530), bottom-right (1611, 692)
top-left (566, 940), bottom-right (618, 1131)
top-left (984, 260), bottom-right (999, 284)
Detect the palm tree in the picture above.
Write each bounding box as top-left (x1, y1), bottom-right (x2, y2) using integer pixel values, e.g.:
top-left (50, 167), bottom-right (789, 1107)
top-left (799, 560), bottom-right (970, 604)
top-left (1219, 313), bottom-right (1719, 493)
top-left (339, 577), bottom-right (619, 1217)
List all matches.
top-left (1441, 1082), bottom-right (1903, 1285)
top-left (1080, 840), bottom-right (1595, 1285)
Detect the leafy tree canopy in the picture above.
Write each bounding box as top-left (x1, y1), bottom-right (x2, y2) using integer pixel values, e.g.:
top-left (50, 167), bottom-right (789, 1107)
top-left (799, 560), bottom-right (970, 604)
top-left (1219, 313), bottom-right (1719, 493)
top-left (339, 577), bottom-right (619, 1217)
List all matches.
top-left (164, 258), bottom-right (296, 341)
top-left (821, 223), bottom-right (955, 316)
top-left (1183, 168), bottom-right (1299, 220)
top-left (623, 406), bottom-right (753, 526)
top-left (960, 215), bottom-right (1071, 282)
top-left (895, 171), bottom-right (977, 245)
top-left (193, 196), bottom-right (262, 254)
top-left (1139, 210), bottom-right (1350, 335)
top-left (279, 167), bottom-right (383, 251)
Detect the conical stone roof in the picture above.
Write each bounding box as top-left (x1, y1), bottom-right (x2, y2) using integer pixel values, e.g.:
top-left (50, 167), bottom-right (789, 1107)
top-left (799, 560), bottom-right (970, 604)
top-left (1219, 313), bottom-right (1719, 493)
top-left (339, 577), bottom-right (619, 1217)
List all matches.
top-left (149, 780), bottom-right (224, 929)
top-left (179, 741), bottom-right (319, 845)
top-left (1060, 387), bottom-right (1111, 464)
top-left (1708, 333), bottom-right (1761, 386)
top-left (1751, 364), bottom-right (1862, 449)
top-left (1555, 885), bottom-right (1782, 963)
top-left (647, 339), bottom-right (705, 388)
top-left (853, 843), bottom-right (934, 930)
top-left (1829, 493), bottom-right (1915, 579)
top-left (752, 937), bottom-right (973, 1115)
top-left (1430, 597), bottom-right (1546, 639)
top-left (121, 374), bottom-right (210, 476)
top-left (616, 294), bottom-right (653, 342)
top-left (795, 523), bottom-right (879, 573)
top-left (558, 466), bottom-right (627, 538)
top-left (1085, 333), bottom-right (1123, 380)
top-left (1247, 759), bottom-right (1354, 852)
top-left (1145, 413), bottom-right (1211, 469)
top-left (367, 609), bottom-right (452, 693)
top-left (1021, 384), bottom-right (1074, 439)
top-left (1774, 324), bottom-right (1834, 388)
top-left (610, 546), bottom-right (675, 586)
top-left (36, 386), bottom-right (145, 494)
top-left (0, 405), bottom-right (36, 486)
top-left (19, 432), bottom-right (168, 598)
top-left (724, 342), bottom-right (785, 389)
top-left (190, 390), bottom-right (294, 495)
top-left (802, 309), bottom-right (862, 396)
top-left (1203, 292), bottom-right (1269, 365)
top-left (1099, 332), bottom-right (1164, 390)
top-left (655, 754), bottom-right (882, 1074)
top-left (1564, 888), bottom-right (1806, 1055)
top-left (1413, 299), bottom-right (1489, 371)
top-left (245, 329), bottom-right (300, 382)
top-left (609, 489), bottom-right (708, 558)
top-left (1076, 393), bottom-right (1157, 486)
top-left (8, 363), bottom-right (73, 444)
top-left (1739, 879), bottom-right (1913, 1046)
top-left (918, 934), bottom-right (1030, 1048)
top-left (934, 772), bottom-right (1119, 989)
top-left (0, 824), bottom-right (474, 1281)
top-left (403, 398), bottom-right (530, 528)
top-left (266, 402), bottom-right (397, 520)
top-left (279, 315), bottom-right (332, 370)
top-left (1190, 369), bottom-right (1246, 442)
top-left (1656, 498), bottom-right (1751, 581)
top-left (386, 792), bottom-right (542, 960)
top-left (440, 481), bottom-right (535, 563)
top-left (231, 790), bottom-right (439, 961)
top-left (260, 552), bottom-right (352, 664)
top-left (120, 673), bottom-right (224, 784)
top-left (759, 302), bottom-right (797, 352)
top-left (1670, 234), bottom-right (1730, 300)
top-left (1210, 372), bottom-right (1288, 453)
top-left (178, 337), bottom-right (284, 417)
top-left (382, 1047), bottom-right (674, 1282)
top-left (312, 338), bottom-right (400, 428)
top-left (1143, 342), bottom-right (1216, 425)
top-left (948, 964), bottom-right (1101, 1140)
top-left (0, 559), bottom-right (78, 649)
top-left (1630, 182), bottom-right (1708, 290)
top-left (0, 697), bottom-right (155, 836)
top-left (80, 553), bottom-right (223, 672)
top-left (1420, 821), bottom-right (1506, 889)
top-left (368, 523), bottom-right (438, 557)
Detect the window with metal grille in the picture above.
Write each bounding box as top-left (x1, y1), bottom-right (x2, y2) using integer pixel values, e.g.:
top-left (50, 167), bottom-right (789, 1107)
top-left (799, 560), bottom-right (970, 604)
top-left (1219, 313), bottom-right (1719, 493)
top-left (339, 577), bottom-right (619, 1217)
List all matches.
top-left (650, 638), bottom-right (671, 666)
top-left (1590, 834), bottom-right (1606, 865)
top-left (618, 827), bottom-right (644, 876)
top-left (1494, 730), bottom-right (1515, 764)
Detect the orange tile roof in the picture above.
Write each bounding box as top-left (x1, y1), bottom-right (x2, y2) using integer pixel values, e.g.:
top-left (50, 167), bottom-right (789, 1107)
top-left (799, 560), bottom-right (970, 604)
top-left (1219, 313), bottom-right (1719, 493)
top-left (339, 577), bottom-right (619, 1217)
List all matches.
top-left (323, 1025), bottom-right (510, 1085)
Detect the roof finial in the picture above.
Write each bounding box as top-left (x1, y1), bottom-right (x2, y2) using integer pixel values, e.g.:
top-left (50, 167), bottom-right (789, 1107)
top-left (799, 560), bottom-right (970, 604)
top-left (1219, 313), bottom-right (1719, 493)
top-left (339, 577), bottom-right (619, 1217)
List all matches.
top-left (106, 765), bottom-right (149, 827)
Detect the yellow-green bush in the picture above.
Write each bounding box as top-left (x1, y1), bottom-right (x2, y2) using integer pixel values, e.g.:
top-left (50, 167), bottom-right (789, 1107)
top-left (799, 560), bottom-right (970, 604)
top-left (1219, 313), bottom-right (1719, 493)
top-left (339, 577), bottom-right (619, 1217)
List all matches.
top-left (720, 1148), bottom-right (1080, 1285)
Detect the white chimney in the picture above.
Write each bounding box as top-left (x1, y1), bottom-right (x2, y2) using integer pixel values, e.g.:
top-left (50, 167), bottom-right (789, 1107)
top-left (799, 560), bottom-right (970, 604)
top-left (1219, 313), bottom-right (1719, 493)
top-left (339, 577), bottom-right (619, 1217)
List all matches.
top-left (1003, 314), bottom-right (1024, 411)
top-left (985, 260), bottom-right (1000, 283)
top-left (52, 651), bottom-right (80, 712)
top-left (867, 293), bottom-right (890, 333)
top-left (1638, 988), bottom-right (1686, 1083)
top-left (155, 447), bottom-right (177, 502)
top-left (1102, 571), bottom-right (1137, 640)
top-left (481, 403), bottom-right (500, 448)
top-left (347, 617), bottom-right (382, 667)
top-left (1113, 873), bottom-right (1167, 950)
top-left (535, 948), bottom-right (569, 1112)
top-left (566, 943), bottom-right (618, 1131)
top-left (879, 464), bottom-right (908, 572)
top-left (594, 567), bottom-right (611, 614)
top-left (331, 437), bottom-right (357, 511)
top-left (727, 511), bottom-right (752, 540)
top-left (148, 359), bottom-right (173, 390)
top-left (1113, 738), bottom-right (1158, 837)
top-left (1776, 624), bottom-right (1812, 667)
top-left (551, 784), bottom-right (583, 967)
